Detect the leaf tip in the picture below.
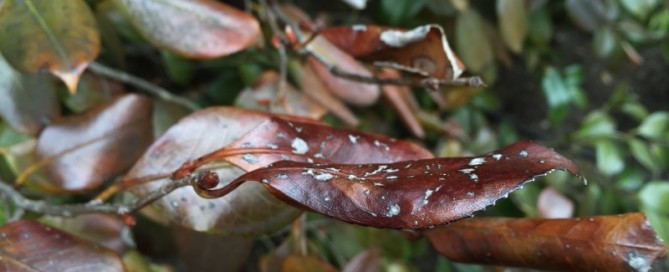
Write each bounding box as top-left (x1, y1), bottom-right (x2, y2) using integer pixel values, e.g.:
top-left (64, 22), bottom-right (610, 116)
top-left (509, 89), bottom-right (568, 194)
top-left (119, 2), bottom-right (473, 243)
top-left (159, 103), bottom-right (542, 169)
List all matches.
top-left (52, 63), bottom-right (88, 94)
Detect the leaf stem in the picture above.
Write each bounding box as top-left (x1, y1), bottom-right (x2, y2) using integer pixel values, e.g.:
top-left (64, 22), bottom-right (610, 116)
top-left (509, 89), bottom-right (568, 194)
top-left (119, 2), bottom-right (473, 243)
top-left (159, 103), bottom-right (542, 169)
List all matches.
top-left (88, 62), bottom-right (200, 111)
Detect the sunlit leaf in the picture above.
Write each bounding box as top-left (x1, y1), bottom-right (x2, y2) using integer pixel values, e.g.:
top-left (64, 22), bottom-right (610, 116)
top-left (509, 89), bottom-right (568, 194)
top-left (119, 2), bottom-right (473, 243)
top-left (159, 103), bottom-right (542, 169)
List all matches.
top-left (497, 0), bottom-right (528, 53)
top-left (426, 213), bottom-right (666, 271)
top-left (456, 10), bottom-right (494, 73)
top-left (0, 54), bottom-right (60, 136)
top-left (320, 24), bottom-right (465, 80)
top-left (193, 141), bottom-right (583, 229)
top-left (0, 0), bottom-right (100, 93)
top-left (31, 94), bottom-right (153, 192)
top-left (112, 0), bottom-right (260, 59)
top-left (0, 220), bottom-right (124, 271)
top-left (638, 111), bottom-right (669, 140)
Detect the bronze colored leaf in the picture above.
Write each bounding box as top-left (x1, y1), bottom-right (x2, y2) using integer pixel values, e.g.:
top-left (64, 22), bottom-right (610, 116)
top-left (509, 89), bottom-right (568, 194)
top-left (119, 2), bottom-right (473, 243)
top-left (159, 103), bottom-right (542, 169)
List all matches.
top-left (235, 71), bottom-right (327, 119)
top-left (319, 24), bottom-right (465, 80)
top-left (194, 141), bottom-right (583, 229)
top-left (0, 54), bottom-right (60, 136)
top-left (112, 0), bottom-right (260, 59)
top-left (174, 115), bottom-right (433, 178)
top-left (379, 69), bottom-right (424, 138)
top-left (342, 249), bottom-right (380, 272)
top-left (425, 213), bottom-right (667, 271)
top-left (0, 0), bottom-right (100, 93)
top-left (0, 220), bottom-right (124, 271)
top-left (281, 256), bottom-right (337, 272)
top-left (305, 36), bottom-right (380, 106)
top-left (299, 62), bottom-right (359, 126)
top-left (31, 94), bottom-right (153, 192)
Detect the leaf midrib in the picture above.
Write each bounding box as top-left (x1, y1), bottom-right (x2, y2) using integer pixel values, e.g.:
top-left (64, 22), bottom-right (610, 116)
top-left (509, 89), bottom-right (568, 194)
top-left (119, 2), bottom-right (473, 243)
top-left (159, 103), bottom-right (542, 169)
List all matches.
top-left (23, 0), bottom-right (71, 70)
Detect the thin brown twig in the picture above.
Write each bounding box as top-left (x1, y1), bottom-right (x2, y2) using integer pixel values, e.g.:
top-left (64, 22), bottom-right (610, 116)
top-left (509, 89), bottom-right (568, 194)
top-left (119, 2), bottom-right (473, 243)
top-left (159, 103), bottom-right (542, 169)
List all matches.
top-left (0, 176), bottom-right (193, 218)
top-left (88, 62), bottom-right (200, 111)
top-left (259, 0), bottom-right (290, 105)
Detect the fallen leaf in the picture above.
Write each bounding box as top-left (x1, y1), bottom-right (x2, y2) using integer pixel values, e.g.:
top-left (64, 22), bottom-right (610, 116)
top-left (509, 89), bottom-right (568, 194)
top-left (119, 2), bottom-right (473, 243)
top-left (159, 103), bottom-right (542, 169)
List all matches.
top-left (0, 0), bottom-right (100, 93)
top-left (319, 24), bottom-right (464, 80)
top-left (29, 94), bottom-right (153, 192)
top-left (193, 141), bottom-right (583, 229)
top-left (0, 220), bottom-right (124, 272)
top-left (305, 36), bottom-right (380, 106)
top-left (0, 54), bottom-right (60, 136)
top-left (112, 0), bottom-right (260, 59)
top-left (235, 71), bottom-right (327, 119)
top-left (537, 187), bottom-right (574, 218)
top-left (426, 213), bottom-right (667, 272)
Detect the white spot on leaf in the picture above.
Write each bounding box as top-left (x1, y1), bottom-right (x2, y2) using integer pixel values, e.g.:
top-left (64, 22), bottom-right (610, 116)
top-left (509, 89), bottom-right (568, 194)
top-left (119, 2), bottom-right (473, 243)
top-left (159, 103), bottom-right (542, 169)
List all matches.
top-left (385, 203), bottom-right (401, 217)
top-left (380, 25), bottom-right (430, 47)
top-left (469, 157), bottom-right (486, 166)
top-left (348, 134), bottom-right (359, 144)
top-left (291, 137), bottom-right (309, 154)
top-left (519, 150), bottom-right (528, 157)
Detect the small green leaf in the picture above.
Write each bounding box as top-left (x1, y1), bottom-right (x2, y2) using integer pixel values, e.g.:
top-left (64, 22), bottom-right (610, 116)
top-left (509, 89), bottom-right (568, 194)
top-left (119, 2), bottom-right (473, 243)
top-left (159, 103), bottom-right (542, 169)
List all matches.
top-left (638, 111), bottom-right (669, 139)
top-left (629, 138), bottom-right (659, 173)
top-left (456, 10), bottom-right (494, 73)
top-left (639, 181), bottom-right (669, 246)
top-left (616, 167), bottom-right (644, 192)
top-left (378, 0), bottom-right (429, 26)
top-left (595, 139), bottom-right (625, 176)
top-left (0, 123), bottom-right (31, 148)
top-left (497, 0), bottom-right (528, 53)
top-left (161, 51), bottom-right (193, 85)
top-left (593, 26), bottom-right (618, 58)
top-left (621, 101), bottom-right (648, 121)
top-left (542, 66), bottom-right (587, 126)
top-left (527, 7), bottom-right (553, 46)
top-left (619, 0), bottom-right (659, 20)
top-left (574, 111), bottom-right (616, 140)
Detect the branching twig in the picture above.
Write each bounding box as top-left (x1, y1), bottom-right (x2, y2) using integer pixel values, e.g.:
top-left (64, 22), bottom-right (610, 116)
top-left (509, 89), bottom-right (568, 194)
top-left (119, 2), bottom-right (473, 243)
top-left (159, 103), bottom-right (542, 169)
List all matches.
top-left (259, 0), bottom-right (291, 111)
top-left (0, 177), bottom-right (193, 218)
top-left (88, 62), bottom-right (200, 111)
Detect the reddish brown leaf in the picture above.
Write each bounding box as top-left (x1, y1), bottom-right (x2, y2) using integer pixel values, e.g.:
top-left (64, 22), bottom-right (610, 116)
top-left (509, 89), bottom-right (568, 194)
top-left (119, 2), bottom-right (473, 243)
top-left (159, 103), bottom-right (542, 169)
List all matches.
top-left (281, 256), bottom-right (337, 272)
top-left (0, 220), bottom-right (124, 271)
top-left (299, 62), bottom-right (359, 126)
top-left (112, 0), bottom-right (260, 59)
top-left (342, 249), bottom-right (380, 272)
top-left (235, 71), bottom-right (327, 119)
top-left (194, 141), bottom-right (582, 229)
top-left (305, 36), bottom-right (380, 106)
top-left (379, 69), bottom-right (424, 138)
top-left (174, 115), bottom-right (433, 178)
top-left (173, 227), bottom-right (253, 272)
top-left (425, 213), bottom-right (667, 272)
top-left (29, 94), bottom-right (153, 192)
top-left (319, 24), bottom-right (465, 80)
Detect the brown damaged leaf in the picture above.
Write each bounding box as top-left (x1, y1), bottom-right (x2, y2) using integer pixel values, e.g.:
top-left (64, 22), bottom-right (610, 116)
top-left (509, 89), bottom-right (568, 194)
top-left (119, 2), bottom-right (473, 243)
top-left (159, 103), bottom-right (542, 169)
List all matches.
top-left (0, 0), bottom-right (100, 93)
top-left (305, 36), bottom-right (380, 106)
top-left (112, 0), bottom-right (260, 59)
top-left (318, 24), bottom-right (465, 80)
top-left (173, 115), bottom-right (433, 179)
top-left (27, 94), bottom-right (153, 192)
top-left (426, 213), bottom-right (667, 272)
top-left (194, 141), bottom-right (582, 229)
top-left (0, 220), bottom-right (124, 272)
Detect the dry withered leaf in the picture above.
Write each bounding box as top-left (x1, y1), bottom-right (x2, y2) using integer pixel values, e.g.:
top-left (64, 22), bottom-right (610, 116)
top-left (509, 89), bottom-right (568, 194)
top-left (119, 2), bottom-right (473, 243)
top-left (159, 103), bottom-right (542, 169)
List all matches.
top-left (0, 220), bottom-right (125, 272)
top-left (235, 71), bottom-right (327, 119)
top-left (425, 213), bottom-right (667, 272)
top-left (319, 24), bottom-right (465, 80)
top-left (30, 94), bottom-right (153, 193)
top-left (305, 36), bottom-right (380, 106)
top-left (194, 141), bottom-right (582, 229)
top-left (379, 69), bottom-right (424, 138)
top-left (299, 62), bottom-right (359, 126)
top-left (112, 0), bottom-right (260, 59)
top-left (0, 0), bottom-right (100, 93)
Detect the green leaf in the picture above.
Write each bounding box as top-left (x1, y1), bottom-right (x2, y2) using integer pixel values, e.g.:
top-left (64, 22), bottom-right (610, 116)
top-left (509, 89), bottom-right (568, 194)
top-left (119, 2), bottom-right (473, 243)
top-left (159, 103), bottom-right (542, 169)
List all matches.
top-left (638, 111), bottom-right (669, 139)
top-left (0, 0), bottom-right (100, 93)
top-left (574, 111), bottom-right (616, 140)
top-left (161, 51), bottom-right (193, 85)
top-left (541, 65), bottom-right (586, 125)
top-left (639, 181), bottom-right (669, 246)
top-left (456, 10), bottom-right (494, 73)
top-left (497, 0), bottom-right (528, 53)
top-left (616, 167), bottom-right (644, 192)
top-left (629, 138), bottom-right (659, 173)
top-left (527, 7), bottom-right (553, 46)
top-left (0, 123), bottom-right (30, 148)
top-left (593, 26), bottom-right (618, 58)
top-left (565, 0), bottom-right (619, 32)
top-left (595, 139), bottom-right (625, 176)
top-left (378, 0), bottom-right (429, 26)
top-left (621, 101), bottom-right (648, 121)
top-left (619, 0), bottom-right (659, 20)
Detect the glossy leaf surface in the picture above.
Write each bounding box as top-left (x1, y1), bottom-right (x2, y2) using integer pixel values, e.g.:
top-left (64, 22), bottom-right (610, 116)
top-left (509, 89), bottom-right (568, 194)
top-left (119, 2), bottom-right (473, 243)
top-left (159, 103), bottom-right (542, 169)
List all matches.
top-left (426, 214), bottom-right (666, 272)
top-left (113, 0), bottom-right (260, 59)
top-left (0, 220), bottom-right (124, 271)
top-left (34, 94), bottom-right (153, 192)
top-left (319, 24), bottom-right (464, 80)
top-left (0, 0), bottom-right (100, 92)
top-left (194, 141), bottom-right (582, 229)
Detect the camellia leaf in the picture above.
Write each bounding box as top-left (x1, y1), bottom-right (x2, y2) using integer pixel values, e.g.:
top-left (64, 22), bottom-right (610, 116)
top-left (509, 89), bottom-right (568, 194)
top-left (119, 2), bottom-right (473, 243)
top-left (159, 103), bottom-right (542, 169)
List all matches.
top-left (379, 69), bottom-right (424, 138)
top-left (0, 220), bottom-right (125, 271)
top-left (298, 62), bottom-right (359, 126)
top-left (125, 107), bottom-right (432, 235)
top-left (425, 213), bottom-right (666, 272)
top-left (319, 24), bottom-right (465, 80)
top-left (27, 94), bottom-right (153, 192)
top-left (0, 54), bottom-right (60, 136)
top-left (0, 0), bottom-right (100, 93)
top-left (193, 141), bottom-right (583, 229)
top-left (497, 0), bottom-right (528, 53)
top-left (112, 0), bottom-right (260, 59)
